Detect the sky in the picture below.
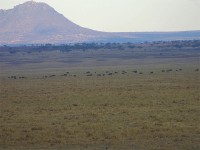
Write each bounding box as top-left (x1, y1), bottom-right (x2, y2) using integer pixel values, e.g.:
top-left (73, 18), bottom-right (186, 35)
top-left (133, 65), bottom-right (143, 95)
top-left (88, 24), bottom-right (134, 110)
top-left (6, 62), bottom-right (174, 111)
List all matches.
top-left (0, 0), bottom-right (200, 32)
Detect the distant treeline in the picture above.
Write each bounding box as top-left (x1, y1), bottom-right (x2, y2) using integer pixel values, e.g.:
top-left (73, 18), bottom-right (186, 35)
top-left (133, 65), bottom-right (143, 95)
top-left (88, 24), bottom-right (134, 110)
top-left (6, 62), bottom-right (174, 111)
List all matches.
top-left (1, 40), bottom-right (200, 54)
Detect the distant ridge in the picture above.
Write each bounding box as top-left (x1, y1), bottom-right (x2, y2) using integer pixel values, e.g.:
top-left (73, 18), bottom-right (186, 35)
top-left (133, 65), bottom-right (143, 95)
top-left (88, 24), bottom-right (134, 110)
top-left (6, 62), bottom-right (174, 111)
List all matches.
top-left (0, 1), bottom-right (200, 44)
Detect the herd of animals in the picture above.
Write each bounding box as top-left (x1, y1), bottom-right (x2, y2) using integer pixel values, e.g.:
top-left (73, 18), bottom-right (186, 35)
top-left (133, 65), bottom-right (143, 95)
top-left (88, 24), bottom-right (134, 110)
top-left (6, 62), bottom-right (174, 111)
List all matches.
top-left (7, 68), bottom-right (199, 80)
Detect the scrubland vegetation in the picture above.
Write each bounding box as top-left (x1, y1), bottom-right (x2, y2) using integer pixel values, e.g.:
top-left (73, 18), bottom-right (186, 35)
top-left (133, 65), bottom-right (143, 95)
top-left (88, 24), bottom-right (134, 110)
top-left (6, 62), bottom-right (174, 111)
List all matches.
top-left (0, 41), bottom-right (200, 149)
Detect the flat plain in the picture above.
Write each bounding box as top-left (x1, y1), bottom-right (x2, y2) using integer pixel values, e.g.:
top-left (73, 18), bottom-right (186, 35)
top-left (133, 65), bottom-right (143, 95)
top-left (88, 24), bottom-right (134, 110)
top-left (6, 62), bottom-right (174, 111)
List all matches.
top-left (0, 41), bottom-right (200, 150)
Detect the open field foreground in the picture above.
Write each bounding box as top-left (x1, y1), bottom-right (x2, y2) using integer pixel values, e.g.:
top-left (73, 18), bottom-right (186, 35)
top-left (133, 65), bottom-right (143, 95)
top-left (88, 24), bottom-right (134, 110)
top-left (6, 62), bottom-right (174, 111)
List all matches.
top-left (0, 67), bottom-right (200, 150)
top-left (0, 42), bottom-right (200, 150)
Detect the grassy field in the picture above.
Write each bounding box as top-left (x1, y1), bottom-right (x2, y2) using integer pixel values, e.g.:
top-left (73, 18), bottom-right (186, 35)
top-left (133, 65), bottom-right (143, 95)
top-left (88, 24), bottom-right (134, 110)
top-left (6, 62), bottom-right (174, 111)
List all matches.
top-left (0, 42), bottom-right (200, 149)
top-left (0, 66), bottom-right (199, 150)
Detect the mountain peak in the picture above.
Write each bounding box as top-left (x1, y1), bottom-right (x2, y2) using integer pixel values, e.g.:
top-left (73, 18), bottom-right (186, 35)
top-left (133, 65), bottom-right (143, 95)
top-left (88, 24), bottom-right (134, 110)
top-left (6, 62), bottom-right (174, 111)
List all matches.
top-left (0, 1), bottom-right (99, 44)
top-left (14, 1), bottom-right (52, 10)
top-left (17, 1), bottom-right (38, 7)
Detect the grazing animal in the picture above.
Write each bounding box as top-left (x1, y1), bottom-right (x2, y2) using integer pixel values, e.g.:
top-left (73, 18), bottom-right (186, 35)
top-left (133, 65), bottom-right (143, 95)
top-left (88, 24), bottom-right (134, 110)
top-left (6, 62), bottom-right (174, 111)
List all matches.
top-left (49, 75), bottom-right (56, 77)
top-left (166, 69), bottom-right (172, 72)
top-left (133, 71), bottom-right (137, 73)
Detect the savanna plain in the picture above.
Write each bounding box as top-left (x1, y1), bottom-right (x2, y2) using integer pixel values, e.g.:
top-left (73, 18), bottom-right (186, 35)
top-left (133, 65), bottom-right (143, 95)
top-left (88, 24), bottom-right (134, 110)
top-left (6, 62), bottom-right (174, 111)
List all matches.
top-left (0, 41), bottom-right (200, 150)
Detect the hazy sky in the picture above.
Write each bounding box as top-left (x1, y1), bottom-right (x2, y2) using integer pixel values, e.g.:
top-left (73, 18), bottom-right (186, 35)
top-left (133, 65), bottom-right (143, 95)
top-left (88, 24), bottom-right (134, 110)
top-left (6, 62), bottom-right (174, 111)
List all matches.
top-left (1, 0), bottom-right (200, 32)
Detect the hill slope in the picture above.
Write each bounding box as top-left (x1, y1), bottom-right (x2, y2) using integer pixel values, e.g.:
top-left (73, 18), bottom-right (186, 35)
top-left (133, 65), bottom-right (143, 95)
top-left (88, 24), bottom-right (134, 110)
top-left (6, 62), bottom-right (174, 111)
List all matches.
top-left (0, 1), bottom-right (110, 44)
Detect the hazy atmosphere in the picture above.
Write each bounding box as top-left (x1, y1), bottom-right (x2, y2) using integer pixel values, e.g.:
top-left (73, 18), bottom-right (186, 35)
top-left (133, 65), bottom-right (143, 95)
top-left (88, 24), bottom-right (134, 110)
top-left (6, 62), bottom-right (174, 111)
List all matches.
top-left (1, 0), bottom-right (200, 150)
top-left (1, 0), bottom-right (200, 32)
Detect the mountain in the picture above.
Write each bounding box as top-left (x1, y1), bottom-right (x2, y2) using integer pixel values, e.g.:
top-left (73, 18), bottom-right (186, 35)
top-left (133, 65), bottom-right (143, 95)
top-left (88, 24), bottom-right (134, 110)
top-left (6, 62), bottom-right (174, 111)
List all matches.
top-left (0, 1), bottom-right (106, 44)
top-left (0, 1), bottom-right (200, 44)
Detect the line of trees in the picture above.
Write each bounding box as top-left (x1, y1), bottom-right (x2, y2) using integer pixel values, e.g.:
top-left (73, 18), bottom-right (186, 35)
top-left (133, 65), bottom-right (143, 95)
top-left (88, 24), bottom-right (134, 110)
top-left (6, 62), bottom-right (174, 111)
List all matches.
top-left (1, 40), bottom-right (200, 54)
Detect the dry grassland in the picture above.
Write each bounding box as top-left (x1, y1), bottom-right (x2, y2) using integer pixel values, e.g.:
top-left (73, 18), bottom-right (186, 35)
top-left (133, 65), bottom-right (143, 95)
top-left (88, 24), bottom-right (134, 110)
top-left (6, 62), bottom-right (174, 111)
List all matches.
top-left (0, 66), bottom-right (199, 150)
